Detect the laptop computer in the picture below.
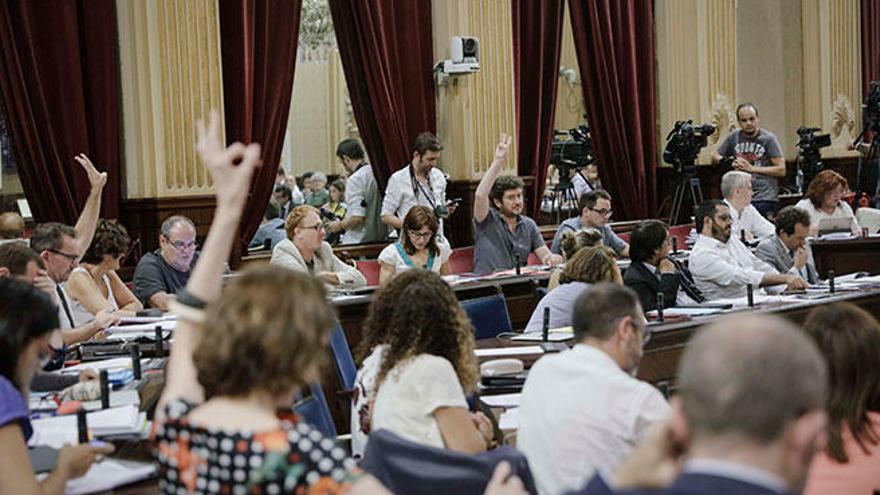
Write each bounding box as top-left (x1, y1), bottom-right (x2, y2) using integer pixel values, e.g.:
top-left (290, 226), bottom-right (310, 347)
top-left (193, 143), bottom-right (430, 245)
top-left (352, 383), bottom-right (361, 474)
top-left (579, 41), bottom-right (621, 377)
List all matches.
top-left (817, 216), bottom-right (854, 236)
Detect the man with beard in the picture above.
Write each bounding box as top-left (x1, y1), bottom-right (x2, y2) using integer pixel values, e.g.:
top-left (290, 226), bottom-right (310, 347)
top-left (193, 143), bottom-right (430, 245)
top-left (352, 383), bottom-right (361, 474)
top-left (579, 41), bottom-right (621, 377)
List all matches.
top-left (518, 283), bottom-right (668, 495)
top-left (689, 200), bottom-right (806, 301)
top-left (472, 134), bottom-right (563, 275)
top-left (712, 103), bottom-right (785, 218)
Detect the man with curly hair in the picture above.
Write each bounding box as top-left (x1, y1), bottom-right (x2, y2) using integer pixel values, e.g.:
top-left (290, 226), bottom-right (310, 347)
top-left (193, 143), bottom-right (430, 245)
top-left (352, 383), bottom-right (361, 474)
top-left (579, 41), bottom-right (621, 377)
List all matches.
top-left (472, 134), bottom-right (564, 275)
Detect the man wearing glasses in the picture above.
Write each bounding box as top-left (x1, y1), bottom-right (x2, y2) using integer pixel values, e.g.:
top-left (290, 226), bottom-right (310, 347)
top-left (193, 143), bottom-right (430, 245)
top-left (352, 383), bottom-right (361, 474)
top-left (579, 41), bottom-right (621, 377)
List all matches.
top-left (517, 283), bottom-right (668, 495)
top-left (133, 215), bottom-right (199, 311)
top-left (689, 200), bottom-right (807, 301)
top-left (550, 190), bottom-right (629, 257)
top-left (28, 154), bottom-right (120, 345)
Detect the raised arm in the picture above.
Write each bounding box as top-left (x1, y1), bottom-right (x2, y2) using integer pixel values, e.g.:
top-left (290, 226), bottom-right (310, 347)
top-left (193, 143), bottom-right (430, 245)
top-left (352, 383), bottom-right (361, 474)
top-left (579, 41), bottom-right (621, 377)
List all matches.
top-left (157, 111), bottom-right (261, 414)
top-left (72, 154), bottom-right (107, 261)
top-left (473, 134), bottom-right (512, 223)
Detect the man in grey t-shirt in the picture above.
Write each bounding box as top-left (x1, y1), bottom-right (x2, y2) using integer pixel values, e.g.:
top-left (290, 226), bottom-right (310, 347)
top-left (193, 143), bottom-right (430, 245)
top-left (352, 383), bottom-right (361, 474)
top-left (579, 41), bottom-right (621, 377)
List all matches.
top-left (550, 190), bottom-right (629, 257)
top-left (472, 134), bottom-right (564, 275)
top-left (712, 103), bottom-right (785, 218)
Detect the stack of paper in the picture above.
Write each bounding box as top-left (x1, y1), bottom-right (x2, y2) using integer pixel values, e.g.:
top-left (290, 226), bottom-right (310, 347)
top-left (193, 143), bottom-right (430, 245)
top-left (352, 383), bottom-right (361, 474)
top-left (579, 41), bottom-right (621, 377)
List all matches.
top-left (511, 328), bottom-right (573, 342)
top-left (29, 405), bottom-right (147, 448)
top-left (480, 393), bottom-right (522, 408)
top-left (474, 346), bottom-right (544, 358)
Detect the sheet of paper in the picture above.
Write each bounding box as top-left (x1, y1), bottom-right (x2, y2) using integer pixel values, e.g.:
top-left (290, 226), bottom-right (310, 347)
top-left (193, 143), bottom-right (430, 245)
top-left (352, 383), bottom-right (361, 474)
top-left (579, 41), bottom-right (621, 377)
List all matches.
top-left (498, 408), bottom-right (519, 430)
top-left (646, 307), bottom-right (724, 317)
top-left (511, 330), bottom-right (573, 342)
top-left (474, 346), bottom-right (544, 357)
top-left (62, 459), bottom-right (156, 495)
top-left (29, 405), bottom-right (144, 448)
top-left (105, 319), bottom-right (176, 333)
top-left (480, 393), bottom-right (521, 408)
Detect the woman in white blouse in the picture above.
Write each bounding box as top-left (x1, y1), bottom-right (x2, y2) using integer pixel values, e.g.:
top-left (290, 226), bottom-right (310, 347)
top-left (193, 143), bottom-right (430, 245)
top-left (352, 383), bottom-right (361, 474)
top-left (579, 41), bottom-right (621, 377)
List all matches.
top-left (378, 206), bottom-right (450, 284)
top-left (65, 219), bottom-right (142, 325)
top-left (795, 170), bottom-right (860, 235)
top-left (371, 270), bottom-right (494, 454)
top-left (271, 205), bottom-right (367, 288)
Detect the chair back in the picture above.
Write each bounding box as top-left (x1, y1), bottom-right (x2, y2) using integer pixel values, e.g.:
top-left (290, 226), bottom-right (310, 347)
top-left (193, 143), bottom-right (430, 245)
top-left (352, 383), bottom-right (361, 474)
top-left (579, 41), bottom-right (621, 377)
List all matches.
top-left (357, 259), bottom-right (381, 286)
top-left (449, 246), bottom-right (474, 274)
top-left (362, 429), bottom-right (538, 495)
top-left (329, 323), bottom-right (357, 391)
top-left (856, 207), bottom-right (880, 234)
top-left (293, 384), bottom-right (337, 438)
top-left (460, 292), bottom-right (513, 339)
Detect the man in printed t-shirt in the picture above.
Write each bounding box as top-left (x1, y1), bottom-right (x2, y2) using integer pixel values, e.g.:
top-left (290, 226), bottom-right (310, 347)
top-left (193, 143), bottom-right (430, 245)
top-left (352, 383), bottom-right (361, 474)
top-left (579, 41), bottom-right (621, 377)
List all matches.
top-left (712, 103), bottom-right (786, 219)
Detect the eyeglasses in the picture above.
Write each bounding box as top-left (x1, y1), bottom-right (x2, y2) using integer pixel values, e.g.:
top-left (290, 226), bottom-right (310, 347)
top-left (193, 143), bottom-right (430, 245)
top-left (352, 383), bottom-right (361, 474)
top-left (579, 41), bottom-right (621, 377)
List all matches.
top-left (301, 223), bottom-right (325, 232)
top-left (408, 230), bottom-right (434, 239)
top-left (619, 315), bottom-right (652, 346)
top-left (589, 207), bottom-right (613, 217)
top-left (167, 239), bottom-right (198, 251)
top-left (48, 249), bottom-right (78, 263)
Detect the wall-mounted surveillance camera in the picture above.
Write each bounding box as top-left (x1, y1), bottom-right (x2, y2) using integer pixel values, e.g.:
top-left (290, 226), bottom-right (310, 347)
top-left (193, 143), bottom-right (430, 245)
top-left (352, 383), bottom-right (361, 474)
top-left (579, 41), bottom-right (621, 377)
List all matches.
top-left (442, 36), bottom-right (479, 75)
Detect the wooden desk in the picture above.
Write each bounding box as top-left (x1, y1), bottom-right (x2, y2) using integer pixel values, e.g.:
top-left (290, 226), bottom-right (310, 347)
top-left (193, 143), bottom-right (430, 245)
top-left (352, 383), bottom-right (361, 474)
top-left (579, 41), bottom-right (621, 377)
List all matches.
top-left (472, 288), bottom-right (880, 393)
top-left (811, 237), bottom-right (880, 276)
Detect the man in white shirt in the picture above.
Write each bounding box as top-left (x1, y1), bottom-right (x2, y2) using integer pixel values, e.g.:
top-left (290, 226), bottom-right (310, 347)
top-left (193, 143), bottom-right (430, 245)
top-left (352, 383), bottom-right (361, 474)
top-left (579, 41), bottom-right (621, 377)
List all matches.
top-left (720, 170), bottom-right (774, 241)
top-left (689, 200), bottom-right (807, 301)
top-left (381, 133), bottom-right (456, 237)
top-left (327, 139), bottom-right (388, 244)
top-left (517, 283), bottom-right (670, 495)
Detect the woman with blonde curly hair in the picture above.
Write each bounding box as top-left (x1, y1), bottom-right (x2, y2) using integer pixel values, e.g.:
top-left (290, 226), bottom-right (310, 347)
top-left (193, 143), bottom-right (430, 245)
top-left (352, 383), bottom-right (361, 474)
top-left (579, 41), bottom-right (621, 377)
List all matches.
top-left (371, 270), bottom-right (494, 454)
top-left (524, 246), bottom-right (621, 334)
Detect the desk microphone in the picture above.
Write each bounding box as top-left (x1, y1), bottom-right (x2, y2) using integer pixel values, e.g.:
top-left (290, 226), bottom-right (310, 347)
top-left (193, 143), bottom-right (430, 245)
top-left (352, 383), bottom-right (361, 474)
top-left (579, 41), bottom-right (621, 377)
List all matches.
top-left (740, 229), bottom-right (746, 244)
top-left (542, 307), bottom-right (550, 343)
top-left (77, 408), bottom-right (88, 444)
top-left (99, 370), bottom-right (110, 410)
top-left (671, 237), bottom-right (678, 255)
top-left (154, 325), bottom-right (164, 358)
top-left (746, 283), bottom-right (754, 307)
top-left (656, 293), bottom-right (665, 322)
top-left (515, 254), bottom-right (521, 276)
top-left (130, 343), bottom-right (142, 380)
top-left (828, 270), bottom-right (835, 293)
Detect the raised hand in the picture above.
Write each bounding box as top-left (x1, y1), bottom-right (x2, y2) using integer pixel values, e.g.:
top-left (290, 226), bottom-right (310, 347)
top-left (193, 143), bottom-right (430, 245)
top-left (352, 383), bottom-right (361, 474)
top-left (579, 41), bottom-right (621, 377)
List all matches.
top-left (195, 109), bottom-right (262, 212)
top-left (494, 133), bottom-right (513, 163)
top-left (73, 154), bottom-right (108, 191)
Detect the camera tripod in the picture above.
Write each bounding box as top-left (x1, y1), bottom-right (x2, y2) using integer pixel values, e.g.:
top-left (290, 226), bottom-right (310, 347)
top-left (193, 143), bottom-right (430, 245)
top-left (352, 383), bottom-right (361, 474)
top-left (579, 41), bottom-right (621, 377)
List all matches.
top-left (669, 167), bottom-right (704, 226)
top-left (548, 181), bottom-right (579, 223)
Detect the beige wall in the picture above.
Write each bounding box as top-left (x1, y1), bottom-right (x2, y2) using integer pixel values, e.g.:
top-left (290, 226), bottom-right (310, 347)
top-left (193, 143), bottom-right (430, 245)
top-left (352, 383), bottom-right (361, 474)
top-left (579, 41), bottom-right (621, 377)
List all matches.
top-left (115, 1), bottom-right (866, 200)
top-left (656, 0), bottom-right (861, 164)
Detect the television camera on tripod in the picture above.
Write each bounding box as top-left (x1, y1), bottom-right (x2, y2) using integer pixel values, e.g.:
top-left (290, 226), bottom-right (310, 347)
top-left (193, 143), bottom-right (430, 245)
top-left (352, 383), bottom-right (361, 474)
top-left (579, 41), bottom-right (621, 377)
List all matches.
top-left (794, 127), bottom-right (831, 192)
top-left (663, 120), bottom-right (716, 225)
top-left (855, 81), bottom-right (880, 207)
top-left (546, 124), bottom-right (595, 221)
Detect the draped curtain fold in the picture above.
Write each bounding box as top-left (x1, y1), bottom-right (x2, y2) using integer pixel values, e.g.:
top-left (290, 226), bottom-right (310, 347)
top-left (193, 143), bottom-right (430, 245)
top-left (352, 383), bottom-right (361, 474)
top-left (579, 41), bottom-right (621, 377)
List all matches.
top-left (328, 0), bottom-right (435, 192)
top-left (568, 0), bottom-right (657, 220)
top-left (219, 0), bottom-right (301, 248)
top-left (512, 0), bottom-right (565, 215)
top-left (862, 0), bottom-right (879, 97)
top-left (0, 0), bottom-right (120, 223)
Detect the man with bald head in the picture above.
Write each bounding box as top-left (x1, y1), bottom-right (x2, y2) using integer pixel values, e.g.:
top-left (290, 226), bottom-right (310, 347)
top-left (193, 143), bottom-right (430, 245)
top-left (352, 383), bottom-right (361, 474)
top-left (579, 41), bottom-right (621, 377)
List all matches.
top-left (0, 211), bottom-right (25, 241)
top-left (571, 314), bottom-right (828, 495)
top-left (133, 215), bottom-right (199, 311)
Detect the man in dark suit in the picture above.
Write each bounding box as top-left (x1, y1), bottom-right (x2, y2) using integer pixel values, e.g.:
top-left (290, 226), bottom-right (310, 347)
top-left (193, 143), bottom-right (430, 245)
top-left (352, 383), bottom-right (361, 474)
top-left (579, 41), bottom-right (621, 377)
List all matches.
top-left (567, 314), bottom-right (829, 495)
top-left (624, 220), bottom-right (704, 310)
top-left (755, 206), bottom-right (819, 284)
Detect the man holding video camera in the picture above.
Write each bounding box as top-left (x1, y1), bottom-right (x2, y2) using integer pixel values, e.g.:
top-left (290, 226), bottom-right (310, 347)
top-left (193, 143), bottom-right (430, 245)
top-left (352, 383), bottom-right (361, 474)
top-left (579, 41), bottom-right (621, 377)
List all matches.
top-left (712, 103), bottom-right (785, 219)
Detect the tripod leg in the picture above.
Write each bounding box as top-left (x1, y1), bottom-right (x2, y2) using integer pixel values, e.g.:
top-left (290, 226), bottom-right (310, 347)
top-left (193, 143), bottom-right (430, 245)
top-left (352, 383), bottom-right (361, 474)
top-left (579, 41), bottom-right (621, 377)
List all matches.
top-left (670, 182), bottom-right (686, 225)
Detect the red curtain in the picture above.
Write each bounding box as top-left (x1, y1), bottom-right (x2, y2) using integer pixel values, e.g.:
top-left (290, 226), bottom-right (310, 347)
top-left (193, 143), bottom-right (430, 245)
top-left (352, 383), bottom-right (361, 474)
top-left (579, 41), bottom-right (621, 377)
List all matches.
top-left (863, 0), bottom-right (879, 97)
top-left (568, 0), bottom-right (657, 220)
top-left (219, 0), bottom-right (301, 247)
top-left (0, 0), bottom-right (120, 223)
top-left (512, 0), bottom-right (565, 215)
top-left (328, 0), bottom-right (436, 192)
